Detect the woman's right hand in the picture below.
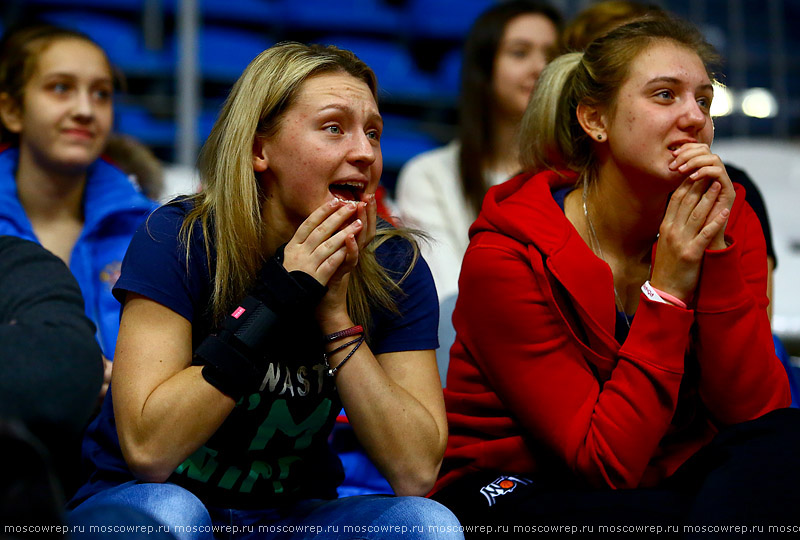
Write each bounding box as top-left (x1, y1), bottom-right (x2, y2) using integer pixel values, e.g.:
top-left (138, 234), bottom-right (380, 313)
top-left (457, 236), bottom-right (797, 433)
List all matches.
top-left (281, 198), bottom-right (364, 287)
top-left (651, 177), bottom-right (730, 303)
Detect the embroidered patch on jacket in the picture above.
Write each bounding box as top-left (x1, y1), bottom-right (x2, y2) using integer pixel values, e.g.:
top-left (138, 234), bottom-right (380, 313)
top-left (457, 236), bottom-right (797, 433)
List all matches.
top-left (479, 475), bottom-right (532, 506)
top-left (99, 261), bottom-right (122, 291)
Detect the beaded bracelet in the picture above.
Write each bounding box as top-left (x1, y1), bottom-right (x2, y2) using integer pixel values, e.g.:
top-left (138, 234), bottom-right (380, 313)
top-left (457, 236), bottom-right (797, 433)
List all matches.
top-left (325, 334), bottom-right (365, 377)
top-left (324, 336), bottom-right (362, 359)
top-left (323, 325), bottom-right (364, 344)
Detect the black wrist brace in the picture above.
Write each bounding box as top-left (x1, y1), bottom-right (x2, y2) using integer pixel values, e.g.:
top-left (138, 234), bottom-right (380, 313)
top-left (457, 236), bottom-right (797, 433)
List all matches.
top-left (193, 248), bottom-right (326, 400)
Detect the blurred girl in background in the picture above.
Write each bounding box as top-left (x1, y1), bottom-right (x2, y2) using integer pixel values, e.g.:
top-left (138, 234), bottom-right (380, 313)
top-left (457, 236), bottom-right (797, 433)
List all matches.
top-left (396, 0), bottom-right (562, 303)
top-left (0, 24), bottom-right (154, 367)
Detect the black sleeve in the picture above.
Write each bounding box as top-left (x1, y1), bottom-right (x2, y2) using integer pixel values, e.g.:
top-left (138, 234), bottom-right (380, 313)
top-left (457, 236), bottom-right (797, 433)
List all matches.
top-left (0, 236), bottom-right (103, 441)
top-left (725, 163), bottom-right (777, 268)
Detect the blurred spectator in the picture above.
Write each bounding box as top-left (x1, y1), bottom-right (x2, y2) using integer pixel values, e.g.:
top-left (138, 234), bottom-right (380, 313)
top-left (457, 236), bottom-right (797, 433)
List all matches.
top-left (0, 235), bottom-right (103, 523)
top-left (1, 419), bottom-right (66, 537)
top-left (562, 0), bottom-right (661, 51)
top-left (396, 0), bottom-right (563, 302)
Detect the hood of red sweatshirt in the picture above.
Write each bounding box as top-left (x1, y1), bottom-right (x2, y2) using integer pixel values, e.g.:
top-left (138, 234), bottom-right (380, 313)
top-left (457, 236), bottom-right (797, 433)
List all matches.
top-left (470, 169), bottom-right (579, 254)
top-left (467, 169), bottom-right (628, 365)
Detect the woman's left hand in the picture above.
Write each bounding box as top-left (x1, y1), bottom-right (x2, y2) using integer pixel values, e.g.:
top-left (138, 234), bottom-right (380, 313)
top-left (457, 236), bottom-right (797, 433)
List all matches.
top-left (317, 193), bottom-right (377, 325)
top-left (669, 143), bottom-right (734, 250)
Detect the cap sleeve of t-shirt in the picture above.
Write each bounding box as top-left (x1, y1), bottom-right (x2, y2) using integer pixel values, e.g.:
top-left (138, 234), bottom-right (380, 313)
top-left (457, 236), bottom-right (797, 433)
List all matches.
top-left (112, 201), bottom-right (211, 323)
top-left (370, 235), bottom-right (439, 355)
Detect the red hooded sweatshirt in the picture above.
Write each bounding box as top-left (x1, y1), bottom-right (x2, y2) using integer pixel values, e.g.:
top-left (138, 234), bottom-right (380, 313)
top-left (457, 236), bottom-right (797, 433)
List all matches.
top-left (436, 170), bottom-right (790, 492)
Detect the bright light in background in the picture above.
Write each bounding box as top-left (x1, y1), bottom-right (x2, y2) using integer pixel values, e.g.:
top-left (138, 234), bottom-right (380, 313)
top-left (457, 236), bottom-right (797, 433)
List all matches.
top-left (711, 82), bottom-right (733, 117)
top-left (741, 88), bottom-right (778, 118)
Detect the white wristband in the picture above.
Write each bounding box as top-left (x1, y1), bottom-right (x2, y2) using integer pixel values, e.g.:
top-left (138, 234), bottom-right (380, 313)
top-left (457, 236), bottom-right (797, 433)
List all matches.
top-left (641, 281), bottom-right (667, 304)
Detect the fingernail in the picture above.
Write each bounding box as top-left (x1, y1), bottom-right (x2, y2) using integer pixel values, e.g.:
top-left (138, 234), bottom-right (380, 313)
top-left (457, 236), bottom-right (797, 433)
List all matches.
top-left (329, 199), bottom-right (340, 207)
top-left (355, 218), bottom-right (363, 227)
top-left (669, 160), bottom-right (677, 169)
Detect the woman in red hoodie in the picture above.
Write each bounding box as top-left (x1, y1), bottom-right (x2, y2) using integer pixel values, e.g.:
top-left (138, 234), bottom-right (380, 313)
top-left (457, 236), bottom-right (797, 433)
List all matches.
top-left (433, 15), bottom-right (799, 536)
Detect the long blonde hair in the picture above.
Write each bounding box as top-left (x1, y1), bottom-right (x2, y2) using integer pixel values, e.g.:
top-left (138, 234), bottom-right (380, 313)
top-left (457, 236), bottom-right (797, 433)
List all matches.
top-left (180, 42), bottom-right (418, 334)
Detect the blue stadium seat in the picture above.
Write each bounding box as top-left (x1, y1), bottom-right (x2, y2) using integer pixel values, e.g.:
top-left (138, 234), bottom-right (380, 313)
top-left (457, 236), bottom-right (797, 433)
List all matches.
top-left (330, 413), bottom-right (392, 497)
top-left (199, 26), bottom-right (273, 81)
top-left (201, 0), bottom-right (280, 25)
top-left (40, 11), bottom-right (175, 77)
top-left (320, 36), bottom-right (437, 100)
top-left (407, 0), bottom-right (493, 39)
top-left (25, 0), bottom-right (156, 11)
top-left (114, 103), bottom-right (176, 148)
top-left (774, 334), bottom-right (800, 408)
top-left (197, 108), bottom-right (221, 143)
top-left (436, 47), bottom-right (463, 101)
top-left (380, 115), bottom-right (439, 171)
top-left (277, 0), bottom-right (405, 34)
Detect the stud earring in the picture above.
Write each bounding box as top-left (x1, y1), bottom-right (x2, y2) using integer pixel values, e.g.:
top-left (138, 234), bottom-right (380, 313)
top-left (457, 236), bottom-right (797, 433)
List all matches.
top-left (596, 134), bottom-right (603, 141)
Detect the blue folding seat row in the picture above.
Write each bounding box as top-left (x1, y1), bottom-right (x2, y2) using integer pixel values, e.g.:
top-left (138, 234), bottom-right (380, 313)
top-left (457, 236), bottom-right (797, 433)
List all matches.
top-left (114, 103), bottom-right (176, 147)
top-left (380, 114), bottom-right (440, 171)
top-left (34, 9), bottom-right (463, 101)
top-left (40, 11), bottom-right (176, 76)
top-left (27, 0), bottom-right (496, 41)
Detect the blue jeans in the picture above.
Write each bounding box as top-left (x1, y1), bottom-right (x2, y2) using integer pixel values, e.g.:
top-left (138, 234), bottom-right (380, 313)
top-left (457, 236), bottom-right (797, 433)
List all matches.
top-left (69, 481), bottom-right (464, 540)
top-left (69, 482), bottom-right (209, 540)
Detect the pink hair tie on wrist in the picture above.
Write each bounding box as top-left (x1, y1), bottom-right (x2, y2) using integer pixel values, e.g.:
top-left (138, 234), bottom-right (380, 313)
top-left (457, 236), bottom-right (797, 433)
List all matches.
top-left (653, 288), bottom-right (688, 309)
top-left (642, 281), bottom-right (687, 309)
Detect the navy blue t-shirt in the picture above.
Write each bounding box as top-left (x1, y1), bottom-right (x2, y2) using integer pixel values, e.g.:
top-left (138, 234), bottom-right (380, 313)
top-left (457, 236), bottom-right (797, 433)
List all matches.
top-left (73, 200), bottom-right (439, 510)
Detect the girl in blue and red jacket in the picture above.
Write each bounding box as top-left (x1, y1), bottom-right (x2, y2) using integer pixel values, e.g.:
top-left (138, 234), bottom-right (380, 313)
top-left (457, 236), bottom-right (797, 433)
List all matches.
top-left (0, 24), bottom-right (154, 371)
